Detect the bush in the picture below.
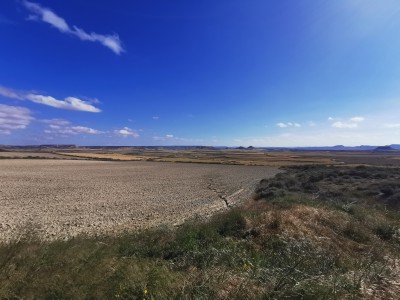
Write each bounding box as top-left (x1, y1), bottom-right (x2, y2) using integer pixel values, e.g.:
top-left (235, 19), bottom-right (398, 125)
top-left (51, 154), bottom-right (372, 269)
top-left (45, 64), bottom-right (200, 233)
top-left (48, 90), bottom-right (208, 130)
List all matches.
top-left (209, 208), bottom-right (247, 237)
top-left (342, 221), bottom-right (370, 243)
top-left (374, 224), bottom-right (396, 241)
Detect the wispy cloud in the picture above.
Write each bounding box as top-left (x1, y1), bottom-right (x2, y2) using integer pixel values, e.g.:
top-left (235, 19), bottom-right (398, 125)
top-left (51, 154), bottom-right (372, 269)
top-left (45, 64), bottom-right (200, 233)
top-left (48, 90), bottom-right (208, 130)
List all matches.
top-left (331, 121), bottom-right (359, 129)
top-left (0, 86), bottom-right (101, 112)
top-left (230, 113), bottom-right (400, 147)
top-left (22, 1), bottom-right (125, 55)
top-left (114, 127), bottom-right (139, 137)
top-left (44, 124), bottom-right (103, 136)
top-left (0, 86), bottom-right (23, 100)
top-left (152, 116), bottom-right (160, 120)
top-left (0, 104), bottom-right (34, 134)
top-left (44, 123), bottom-right (142, 138)
top-left (26, 94), bottom-right (101, 112)
top-left (330, 116), bottom-right (365, 129)
top-left (40, 118), bottom-right (71, 125)
top-left (350, 116), bottom-right (365, 123)
top-left (153, 134), bottom-right (175, 141)
top-left (276, 122), bottom-right (301, 128)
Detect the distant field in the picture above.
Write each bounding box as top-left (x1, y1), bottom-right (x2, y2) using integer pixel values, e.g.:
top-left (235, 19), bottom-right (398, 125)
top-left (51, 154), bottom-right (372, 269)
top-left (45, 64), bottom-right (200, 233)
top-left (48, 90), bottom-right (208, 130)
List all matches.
top-left (52, 148), bottom-right (400, 166)
top-left (0, 151), bottom-right (75, 159)
top-left (56, 152), bottom-right (147, 161)
top-left (0, 160), bottom-right (279, 242)
top-left (1, 147), bottom-right (399, 166)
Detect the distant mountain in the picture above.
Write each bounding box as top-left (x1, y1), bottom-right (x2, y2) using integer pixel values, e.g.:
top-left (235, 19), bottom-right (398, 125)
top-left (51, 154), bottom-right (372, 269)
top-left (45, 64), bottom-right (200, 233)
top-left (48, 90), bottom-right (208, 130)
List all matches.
top-left (259, 144), bottom-right (400, 151)
top-left (373, 145), bottom-right (397, 152)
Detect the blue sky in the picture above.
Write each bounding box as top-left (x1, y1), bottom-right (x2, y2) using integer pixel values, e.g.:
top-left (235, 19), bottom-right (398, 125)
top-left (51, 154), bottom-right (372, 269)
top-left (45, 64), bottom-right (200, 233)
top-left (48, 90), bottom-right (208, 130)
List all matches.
top-left (0, 0), bottom-right (399, 146)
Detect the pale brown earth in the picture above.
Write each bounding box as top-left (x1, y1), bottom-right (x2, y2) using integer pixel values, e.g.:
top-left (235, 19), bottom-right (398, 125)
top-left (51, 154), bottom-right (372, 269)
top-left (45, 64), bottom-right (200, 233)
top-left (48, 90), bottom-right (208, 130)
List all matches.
top-left (0, 160), bottom-right (279, 242)
top-left (0, 151), bottom-right (76, 159)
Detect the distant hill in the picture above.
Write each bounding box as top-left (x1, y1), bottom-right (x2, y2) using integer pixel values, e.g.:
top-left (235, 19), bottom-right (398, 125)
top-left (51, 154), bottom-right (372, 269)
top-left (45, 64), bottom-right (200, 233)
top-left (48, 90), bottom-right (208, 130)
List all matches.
top-left (390, 144), bottom-right (400, 150)
top-left (373, 146), bottom-right (396, 152)
top-left (258, 144), bottom-right (400, 151)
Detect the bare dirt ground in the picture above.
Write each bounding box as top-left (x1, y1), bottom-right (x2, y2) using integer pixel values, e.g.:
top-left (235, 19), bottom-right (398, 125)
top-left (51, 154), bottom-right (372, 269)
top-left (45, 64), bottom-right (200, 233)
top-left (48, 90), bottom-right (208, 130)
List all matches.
top-left (0, 160), bottom-right (279, 242)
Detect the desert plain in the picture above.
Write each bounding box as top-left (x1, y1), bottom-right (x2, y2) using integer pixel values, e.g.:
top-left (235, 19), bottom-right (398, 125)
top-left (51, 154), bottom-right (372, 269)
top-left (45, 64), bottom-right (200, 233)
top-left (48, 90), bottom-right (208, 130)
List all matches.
top-left (0, 159), bottom-right (279, 242)
top-left (1, 146), bottom-right (399, 242)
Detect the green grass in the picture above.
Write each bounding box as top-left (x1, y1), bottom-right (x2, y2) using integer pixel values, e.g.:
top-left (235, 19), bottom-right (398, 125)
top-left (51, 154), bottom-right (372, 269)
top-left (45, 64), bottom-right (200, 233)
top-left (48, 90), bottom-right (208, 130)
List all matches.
top-left (1, 165), bottom-right (400, 299)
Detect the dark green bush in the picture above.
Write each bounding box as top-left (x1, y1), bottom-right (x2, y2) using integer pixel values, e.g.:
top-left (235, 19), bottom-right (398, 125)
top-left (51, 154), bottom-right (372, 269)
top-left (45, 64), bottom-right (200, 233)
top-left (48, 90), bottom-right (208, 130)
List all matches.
top-left (374, 224), bottom-right (396, 241)
top-left (209, 208), bottom-right (247, 237)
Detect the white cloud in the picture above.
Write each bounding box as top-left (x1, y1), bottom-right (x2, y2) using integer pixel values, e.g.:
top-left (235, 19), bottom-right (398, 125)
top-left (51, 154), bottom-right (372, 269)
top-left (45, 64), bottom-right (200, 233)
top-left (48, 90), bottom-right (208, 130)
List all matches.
top-left (350, 116), bottom-right (365, 123)
top-left (331, 116), bottom-right (364, 129)
top-left (114, 127), bottom-right (139, 137)
top-left (22, 1), bottom-right (125, 55)
top-left (152, 135), bottom-right (176, 141)
top-left (226, 108), bottom-right (399, 147)
top-left (152, 116), bottom-right (160, 120)
top-left (0, 86), bottom-right (24, 100)
top-left (40, 118), bottom-right (71, 125)
top-left (0, 86), bottom-right (101, 112)
top-left (276, 122), bottom-right (301, 128)
top-left (0, 104), bottom-right (34, 134)
top-left (26, 94), bottom-right (101, 112)
top-left (69, 126), bottom-right (102, 134)
top-left (44, 124), bottom-right (103, 136)
top-left (331, 121), bottom-right (359, 129)
top-left (308, 121), bottom-right (316, 127)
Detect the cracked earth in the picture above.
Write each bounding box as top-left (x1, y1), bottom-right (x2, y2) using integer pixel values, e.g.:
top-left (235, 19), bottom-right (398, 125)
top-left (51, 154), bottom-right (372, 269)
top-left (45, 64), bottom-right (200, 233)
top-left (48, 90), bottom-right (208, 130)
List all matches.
top-left (0, 160), bottom-right (279, 241)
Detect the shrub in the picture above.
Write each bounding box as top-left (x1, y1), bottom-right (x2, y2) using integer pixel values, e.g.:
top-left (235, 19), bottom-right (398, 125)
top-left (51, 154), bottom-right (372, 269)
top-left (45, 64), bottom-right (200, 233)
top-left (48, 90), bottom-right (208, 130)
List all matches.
top-left (342, 221), bottom-right (370, 243)
top-left (209, 208), bottom-right (247, 237)
top-left (374, 224), bottom-right (396, 241)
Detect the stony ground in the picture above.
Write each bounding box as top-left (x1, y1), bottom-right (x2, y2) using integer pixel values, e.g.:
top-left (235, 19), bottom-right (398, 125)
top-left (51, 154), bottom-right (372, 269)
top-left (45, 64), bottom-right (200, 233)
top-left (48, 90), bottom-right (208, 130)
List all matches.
top-left (0, 160), bottom-right (279, 241)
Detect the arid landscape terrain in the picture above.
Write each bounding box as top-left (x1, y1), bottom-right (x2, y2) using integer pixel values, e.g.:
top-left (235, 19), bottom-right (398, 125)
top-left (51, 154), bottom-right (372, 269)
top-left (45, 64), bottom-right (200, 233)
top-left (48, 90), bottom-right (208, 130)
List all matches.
top-left (2, 145), bottom-right (400, 165)
top-left (1, 146), bottom-right (399, 242)
top-left (1, 147), bottom-right (400, 298)
top-left (0, 158), bottom-right (279, 242)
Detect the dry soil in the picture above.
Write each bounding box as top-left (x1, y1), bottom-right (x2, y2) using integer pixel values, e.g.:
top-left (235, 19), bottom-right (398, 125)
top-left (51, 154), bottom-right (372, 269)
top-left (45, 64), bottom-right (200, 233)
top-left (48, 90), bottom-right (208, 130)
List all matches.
top-left (0, 160), bottom-right (279, 241)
